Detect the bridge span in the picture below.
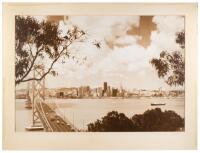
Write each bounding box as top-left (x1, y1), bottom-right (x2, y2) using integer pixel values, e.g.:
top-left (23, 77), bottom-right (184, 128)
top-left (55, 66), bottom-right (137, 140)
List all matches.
top-left (25, 65), bottom-right (78, 132)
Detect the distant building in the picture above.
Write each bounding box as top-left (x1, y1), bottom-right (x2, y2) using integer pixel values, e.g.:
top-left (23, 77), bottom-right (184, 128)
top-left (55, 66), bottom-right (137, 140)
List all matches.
top-left (90, 88), bottom-right (98, 97)
top-left (103, 82), bottom-right (107, 91)
top-left (112, 88), bottom-right (118, 97)
top-left (56, 92), bottom-right (64, 98)
top-left (107, 86), bottom-right (111, 97)
top-left (97, 87), bottom-right (103, 97)
top-left (78, 87), bottom-right (84, 97)
top-left (78, 86), bottom-right (91, 97)
top-left (103, 82), bottom-right (108, 96)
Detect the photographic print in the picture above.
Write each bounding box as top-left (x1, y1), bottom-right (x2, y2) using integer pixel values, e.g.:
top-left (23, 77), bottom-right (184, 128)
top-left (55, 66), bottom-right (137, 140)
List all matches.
top-left (15, 15), bottom-right (185, 132)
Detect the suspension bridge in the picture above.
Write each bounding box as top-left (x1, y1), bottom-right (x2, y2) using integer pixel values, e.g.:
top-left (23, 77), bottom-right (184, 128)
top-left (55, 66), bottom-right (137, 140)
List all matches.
top-left (25, 65), bottom-right (78, 132)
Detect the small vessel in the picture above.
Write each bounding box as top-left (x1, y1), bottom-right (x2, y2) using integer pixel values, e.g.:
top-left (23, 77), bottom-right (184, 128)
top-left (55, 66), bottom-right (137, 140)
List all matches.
top-left (151, 103), bottom-right (166, 106)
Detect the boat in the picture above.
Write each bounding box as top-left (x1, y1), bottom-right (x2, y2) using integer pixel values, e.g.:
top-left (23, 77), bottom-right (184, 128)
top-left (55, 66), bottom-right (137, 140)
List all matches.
top-left (151, 103), bottom-right (166, 106)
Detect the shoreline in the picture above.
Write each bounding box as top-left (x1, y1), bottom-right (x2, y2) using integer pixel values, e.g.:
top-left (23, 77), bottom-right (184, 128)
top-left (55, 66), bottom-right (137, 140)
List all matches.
top-left (46, 96), bottom-right (184, 100)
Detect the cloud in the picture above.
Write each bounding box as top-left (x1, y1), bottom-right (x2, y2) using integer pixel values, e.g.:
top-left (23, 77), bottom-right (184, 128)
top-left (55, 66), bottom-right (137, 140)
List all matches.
top-left (153, 16), bottom-right (184, 34)
top-left (68, 16), bottom-right (140, 37)
top-left (45, 15), bottom-right (185, 90)
top-left (112, 35), bottom-right (141, 47)
top-left (148, 16), bottom-right (184, 58)
top-left (66, 16), bottom-right (140, 49)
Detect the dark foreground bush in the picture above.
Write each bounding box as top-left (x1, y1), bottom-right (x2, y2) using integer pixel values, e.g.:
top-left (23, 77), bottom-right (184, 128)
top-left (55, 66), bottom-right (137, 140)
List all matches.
top-left (87, 108), bottom-right (184, 132)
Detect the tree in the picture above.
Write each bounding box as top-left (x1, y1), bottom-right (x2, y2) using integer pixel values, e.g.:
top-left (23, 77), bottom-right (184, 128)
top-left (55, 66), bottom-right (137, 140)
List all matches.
top-left (15, 16), bottom-right (85, 85)
top-left (151, 31), bottom-right (185, 86)
top-left (87, 111), bottom-right (136, 132)
top-left (131, 108), bottom-right (184, 131)
top-left (87, 108), bottom-right (184, 132)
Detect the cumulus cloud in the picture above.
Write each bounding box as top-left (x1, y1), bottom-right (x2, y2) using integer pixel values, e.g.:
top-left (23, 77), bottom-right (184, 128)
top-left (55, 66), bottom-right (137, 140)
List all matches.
top-left (66, 16), bottom-right (140, 49)
top-left (147, 16), bottom-right (184, 58)
top-left (112, 35), bottom-right (141, 47)
top-left (45, 15), bottom-right (184, 90)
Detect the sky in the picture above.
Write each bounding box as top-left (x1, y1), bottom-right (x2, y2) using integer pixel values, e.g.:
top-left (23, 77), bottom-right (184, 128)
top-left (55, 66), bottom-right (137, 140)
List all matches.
top-left (17, 15), bottom-right (185, 90)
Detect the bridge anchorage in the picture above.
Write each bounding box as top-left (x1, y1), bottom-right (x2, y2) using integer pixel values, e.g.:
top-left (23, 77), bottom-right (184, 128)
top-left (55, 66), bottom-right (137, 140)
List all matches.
top-left (25, 65), bottom-right (77, 132)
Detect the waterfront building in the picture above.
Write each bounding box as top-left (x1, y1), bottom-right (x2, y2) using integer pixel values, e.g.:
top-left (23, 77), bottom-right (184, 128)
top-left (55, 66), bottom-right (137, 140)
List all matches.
top-left (112, 88), bottom-right (118, 97)
top-left (97, 87), bottom-right (103, 97)
top-left (107, 86), bottom-right (111, 97)
top-left (103, 82), bottom-right (107, 91)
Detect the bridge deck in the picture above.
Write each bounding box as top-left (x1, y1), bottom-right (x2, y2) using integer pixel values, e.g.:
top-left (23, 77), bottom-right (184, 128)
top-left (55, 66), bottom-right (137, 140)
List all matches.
top-left (36, 102), bottom-right (76, 132)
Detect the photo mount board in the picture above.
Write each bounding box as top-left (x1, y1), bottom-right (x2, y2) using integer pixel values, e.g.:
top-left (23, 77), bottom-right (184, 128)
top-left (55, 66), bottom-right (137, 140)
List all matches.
top-left (3, 3), bottom-right (197, 150)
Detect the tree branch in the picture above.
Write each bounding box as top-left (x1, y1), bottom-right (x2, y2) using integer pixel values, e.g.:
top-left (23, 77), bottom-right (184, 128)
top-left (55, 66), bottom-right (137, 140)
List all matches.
top-left (15, 47), bottom-right (44, 85)
top-left (28, 43), bottom-right (34, 58)
top-left (18, 32), bottom-right (85, 84)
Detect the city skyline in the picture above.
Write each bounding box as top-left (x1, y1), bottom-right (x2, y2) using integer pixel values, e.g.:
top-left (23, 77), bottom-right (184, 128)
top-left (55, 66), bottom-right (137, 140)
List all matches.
top-left (16, 81), bottom-right (184, 100)
top-left (45, 81), bottom-right (184, 92)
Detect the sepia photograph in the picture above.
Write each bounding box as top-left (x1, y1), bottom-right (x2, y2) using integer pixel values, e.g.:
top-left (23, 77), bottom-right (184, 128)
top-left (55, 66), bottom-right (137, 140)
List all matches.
top-left (15, 15), bottom-right (185, 132)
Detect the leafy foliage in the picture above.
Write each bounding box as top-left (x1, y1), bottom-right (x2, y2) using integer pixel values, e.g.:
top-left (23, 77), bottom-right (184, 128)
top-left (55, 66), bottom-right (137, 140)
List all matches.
top-left (151, 31), bottom-right (185, 86)
top-left (88, 111), bottom-right (135, 132)
top-left (131, 108), bottom-right (184, 131)
top-left (151, 50), bottom-right (185, 86)
top-left (15, 16), bottom-right (85, 85)
top-left (176, 31), bottom-right (185, 49)
top-left (87, 108), bottom-right (184, 132)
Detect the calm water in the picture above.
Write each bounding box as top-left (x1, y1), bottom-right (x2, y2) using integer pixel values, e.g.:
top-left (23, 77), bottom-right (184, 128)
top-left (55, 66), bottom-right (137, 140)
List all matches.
top-left (47, 97), bottom-right (184, 130)
top-left (16, 99), bottom-right (33, 132)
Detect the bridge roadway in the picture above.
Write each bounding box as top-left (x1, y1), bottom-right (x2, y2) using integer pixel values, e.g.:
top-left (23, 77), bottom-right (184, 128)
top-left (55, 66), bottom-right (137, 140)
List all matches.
top-left (36, 102), bottom-right (76, 132)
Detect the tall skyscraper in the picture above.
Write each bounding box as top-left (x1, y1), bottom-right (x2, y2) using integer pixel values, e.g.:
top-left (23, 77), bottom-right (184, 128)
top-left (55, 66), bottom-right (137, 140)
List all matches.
top-left (102, 82), bottom-right (108, 96)
top-left (107, 86), bottom-right (111, 97)
top-left (103, 82), bottom-right (107, 91)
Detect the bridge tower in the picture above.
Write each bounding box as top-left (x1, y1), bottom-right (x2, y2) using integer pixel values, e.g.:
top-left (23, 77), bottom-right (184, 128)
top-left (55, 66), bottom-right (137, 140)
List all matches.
top-left (26, 65), bottom-right (45, 131)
